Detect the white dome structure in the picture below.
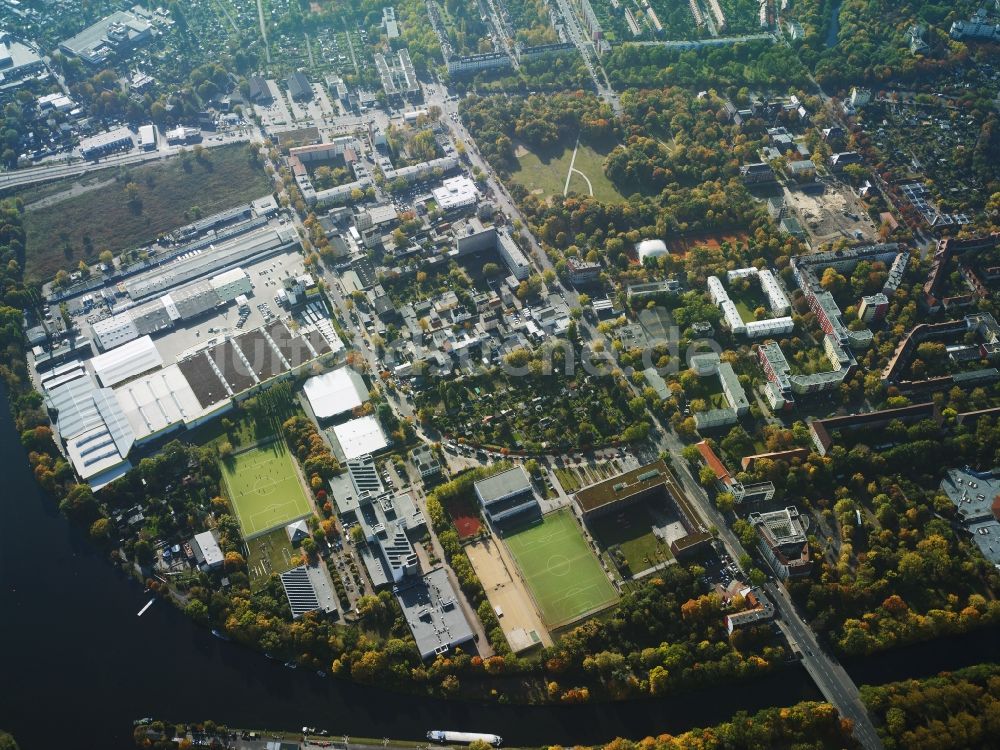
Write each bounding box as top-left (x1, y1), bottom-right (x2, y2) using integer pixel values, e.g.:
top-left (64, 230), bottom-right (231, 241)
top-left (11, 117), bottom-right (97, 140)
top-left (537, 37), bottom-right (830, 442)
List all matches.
top-left (637, 239), bottom-right (669, 262)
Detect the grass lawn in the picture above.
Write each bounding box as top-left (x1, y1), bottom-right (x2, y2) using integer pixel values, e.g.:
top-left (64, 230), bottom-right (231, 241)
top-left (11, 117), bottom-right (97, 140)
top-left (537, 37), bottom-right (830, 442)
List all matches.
top-left (502, 508), bottom-right (618, 628)
top-left (588, 503), bottom-right (673, 574)
top-left (20, 144), bottom-right (271, 281)
top-left (512, 141), bottom-right (625, 204)
top-left (221, 439), bottom-right (313, 540)
top-left (247, 527), bottom-right (299, 591)
top-left (728, 286), bottom-right (768, 324)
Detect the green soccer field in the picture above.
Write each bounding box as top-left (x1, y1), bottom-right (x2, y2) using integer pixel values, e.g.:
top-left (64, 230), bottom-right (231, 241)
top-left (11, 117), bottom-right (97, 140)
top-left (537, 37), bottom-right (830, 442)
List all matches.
top-left (503, 508), bottom-right (619, 628)
top-left (221, 441), bottom-right (313, 540)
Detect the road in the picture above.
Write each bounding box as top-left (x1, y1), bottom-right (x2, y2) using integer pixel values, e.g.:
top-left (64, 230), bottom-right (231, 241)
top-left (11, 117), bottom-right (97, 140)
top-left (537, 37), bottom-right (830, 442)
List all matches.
top-left (550, 0), bottom-right (620, 114)
top-left (256, 0), bottom-right (272, 66)
top-left (648, 427), bottom-right (880, 748)
top-left (263, 72), bottom-right (881, 746)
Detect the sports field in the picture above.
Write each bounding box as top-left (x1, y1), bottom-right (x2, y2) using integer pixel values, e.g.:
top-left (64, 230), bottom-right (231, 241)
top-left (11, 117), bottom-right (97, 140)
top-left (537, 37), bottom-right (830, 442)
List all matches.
top-left (502, 508), bottom-right (618, 628)
top-left (221, 440), bottom-right (313, 540)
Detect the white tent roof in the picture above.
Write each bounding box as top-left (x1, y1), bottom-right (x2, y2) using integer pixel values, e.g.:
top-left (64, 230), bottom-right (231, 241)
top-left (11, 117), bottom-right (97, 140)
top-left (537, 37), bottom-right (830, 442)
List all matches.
top-left (637, 239), bottom-right (668, 261)
top-left (303, 367), bottom-right (368, 419)
top-left (90, 335), bottom-right (163, 387)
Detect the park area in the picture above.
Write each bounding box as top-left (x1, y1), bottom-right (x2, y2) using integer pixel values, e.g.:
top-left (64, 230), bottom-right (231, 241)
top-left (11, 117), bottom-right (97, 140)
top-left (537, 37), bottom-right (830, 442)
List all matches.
top-left (19, 144), bottom-right (271, 280)
top-left (501, 508), bottom-right (618, 629)
top-left (588, 502), bottom-right (673, 575)
top-left (221, 439), bottom-right (313, 541)
top-left (511, 141), bottom-right (625, 204)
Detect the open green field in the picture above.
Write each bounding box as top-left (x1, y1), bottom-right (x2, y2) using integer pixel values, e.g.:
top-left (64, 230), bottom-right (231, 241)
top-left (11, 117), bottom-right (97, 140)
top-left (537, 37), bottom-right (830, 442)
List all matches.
top-left (512, 141), bottom-right (625, 204)
top-left (502, 508), bottom-right (618, 628)
top-left (221, 440), bottom-right (313, 540)
top-left (588, 503), bottom-right (673, 574)
top-left (20, 144), bottom-right (271, 281)
top-left (247, 527), bottom-right (298, 591)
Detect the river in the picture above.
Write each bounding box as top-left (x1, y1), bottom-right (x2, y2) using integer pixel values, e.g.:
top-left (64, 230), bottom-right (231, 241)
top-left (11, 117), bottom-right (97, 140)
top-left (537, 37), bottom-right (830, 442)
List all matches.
top-left (1, 383), bottom-right (998, 749)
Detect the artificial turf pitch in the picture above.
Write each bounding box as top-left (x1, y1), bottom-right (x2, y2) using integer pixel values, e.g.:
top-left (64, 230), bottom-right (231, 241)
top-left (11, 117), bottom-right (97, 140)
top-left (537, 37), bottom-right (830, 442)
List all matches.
top-left (502, 508), bottom-right (618, 628)
top-left (221, 441), bottom-right (312, 540)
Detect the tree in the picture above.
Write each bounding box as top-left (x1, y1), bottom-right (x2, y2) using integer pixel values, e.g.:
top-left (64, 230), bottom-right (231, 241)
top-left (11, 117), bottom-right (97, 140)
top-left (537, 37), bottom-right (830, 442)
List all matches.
top-left (123, 181), bottom-right (141, 207)
top-left (224, 551), bottom-right (246, 571)
top-left (89, 517), bottom-right (111, 542)
top-left (350, 525), bottom-right (365, 545)
top-left (98, 250), bottom-right (114, 267)
top-left (0, 732), bottom-right (20, 750)
top-left (133, 539), bottom-right (155, 566)
top-left (820, 267), bottom-right (846, 294)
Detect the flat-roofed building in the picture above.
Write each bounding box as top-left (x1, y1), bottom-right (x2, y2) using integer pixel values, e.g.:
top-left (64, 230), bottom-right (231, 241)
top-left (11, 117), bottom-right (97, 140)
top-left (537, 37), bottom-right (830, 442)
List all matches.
top-left (209, 267), bottom-right (252, 301)
top-left (396, 567), bottom-right (475, 659)
top-left (59, 8), bottom-right (154, 66)
top-left (567, 257), bottom-right (602, 285)
top-left (331, 415), bottom-right (389, 461)
top-left (474, 466), bottom-right (538, 523)
top-left (280, 564), bottom-right (338, 618)
top-left (78, 126), bottom-right (133, 159)
top-left (0, 31), bottom-right (45, 86)
top-left (575, 459), bottom-right (712, 557)
top-left (627, 280), bottom-right (681, 299)
top-left (411, 443), bottom-right (442, 480)
top-left (192, 530), bottom-right (224, 570)
top-left (432, 175), bottom-right (479, 211)
top-left (137, 123), bottom-right (156, 150)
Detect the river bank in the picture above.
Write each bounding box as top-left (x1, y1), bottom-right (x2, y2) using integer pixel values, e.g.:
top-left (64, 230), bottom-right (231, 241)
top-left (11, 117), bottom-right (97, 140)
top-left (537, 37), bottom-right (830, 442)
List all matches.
top-left (2, 379), bottom-right (999, 749)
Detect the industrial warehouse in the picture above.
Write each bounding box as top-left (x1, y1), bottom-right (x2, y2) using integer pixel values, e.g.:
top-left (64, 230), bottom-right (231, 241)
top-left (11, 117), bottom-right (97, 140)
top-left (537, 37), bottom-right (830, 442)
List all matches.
top-left (31, 205), bottom-right (345, 490)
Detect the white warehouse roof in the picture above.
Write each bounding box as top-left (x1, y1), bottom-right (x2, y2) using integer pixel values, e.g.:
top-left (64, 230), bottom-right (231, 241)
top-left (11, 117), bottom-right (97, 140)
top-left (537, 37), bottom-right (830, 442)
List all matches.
top-left (113, 364), bottom-right (211, 443)
top-left (90, 335), bottom-right (163, 387)
top-left (637, 239), bottom-right (668, 262)
top-left (303, 367), bottom-right (369, 420)
top-left (210, 267), bottom-right (250, 291)
top-left (332, 416), bottom-right (389, 461)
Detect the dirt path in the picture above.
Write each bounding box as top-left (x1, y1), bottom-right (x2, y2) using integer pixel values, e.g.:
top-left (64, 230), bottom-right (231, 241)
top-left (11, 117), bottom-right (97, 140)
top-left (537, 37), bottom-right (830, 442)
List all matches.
top-left (24, 176), bottom-right (117, 211)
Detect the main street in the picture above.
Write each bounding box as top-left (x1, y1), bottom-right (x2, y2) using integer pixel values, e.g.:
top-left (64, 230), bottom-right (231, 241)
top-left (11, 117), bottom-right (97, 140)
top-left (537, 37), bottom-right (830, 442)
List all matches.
top-left (652, 425), bottom-right (881, 749)
top-left (432, 90), bottom-right (879, 745)
top-left (551, 0), bottom-right (621, 114)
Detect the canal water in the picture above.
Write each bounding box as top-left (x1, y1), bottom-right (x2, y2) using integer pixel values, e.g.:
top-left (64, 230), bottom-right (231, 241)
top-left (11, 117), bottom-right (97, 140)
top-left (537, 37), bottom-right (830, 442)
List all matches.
top-left (0, 383), bottom-right (995, 749)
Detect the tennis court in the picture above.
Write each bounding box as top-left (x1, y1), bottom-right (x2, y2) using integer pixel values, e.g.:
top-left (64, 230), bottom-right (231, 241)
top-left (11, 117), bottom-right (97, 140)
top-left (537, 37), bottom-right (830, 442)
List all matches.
top-left (502, 508), bottom-right (618, 629)
top-left (222, 440), bottom-right (313, 540)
